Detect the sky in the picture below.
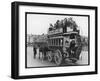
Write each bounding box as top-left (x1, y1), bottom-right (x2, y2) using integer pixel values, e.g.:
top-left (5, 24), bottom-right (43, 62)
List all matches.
top-left (27, 13), bottom-right (88, 37)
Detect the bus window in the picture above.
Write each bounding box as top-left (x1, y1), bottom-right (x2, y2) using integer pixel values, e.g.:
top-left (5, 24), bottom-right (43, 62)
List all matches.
top-left (52, 39), bottom-right (54, 45)
top-left (48, 39), bottom-right (49, 45)
top-left (57, 39), bottom-right (58, 46)
top-left (53, 39), bottom-right (55, 46)
top-left (58, 39), bottom-right (60, 46)
top-left (52, 39), bottom-right (54, 46)
top-left (59, 39), bottom-right (60, 46)
top-left (55, 39), bottom-right (56, 46)
top-left (51, 39), bottom-right (53, 45)
top-left (56, 39), bottom-right (57, 46)
top-left (50, 39), bottom-right (51, 45)
top-left (61, 39), bottom-right (63, 45)
top-left (59, 39), bottom-right (62, 46)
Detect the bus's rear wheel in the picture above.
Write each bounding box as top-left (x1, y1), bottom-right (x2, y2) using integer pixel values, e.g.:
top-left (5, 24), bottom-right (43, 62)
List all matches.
top-left (75, 46), bottom-right (82, 59)
top-left (47, 51), bottom-right (52, 62)
top-left (54, 50), bottom-right (63, 66)
top-left (72, 59), bottom-right (77, 63)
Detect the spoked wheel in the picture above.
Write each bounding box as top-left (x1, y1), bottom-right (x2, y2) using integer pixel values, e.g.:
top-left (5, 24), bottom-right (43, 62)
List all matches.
top-left (75, 46), bottom-right (82, 59)
top-left (54, 50), bottom-right (63, 66)
top-left (72, 59), bottom-right (77, 63)
top-left (47, 51), bottom-right (53, 62)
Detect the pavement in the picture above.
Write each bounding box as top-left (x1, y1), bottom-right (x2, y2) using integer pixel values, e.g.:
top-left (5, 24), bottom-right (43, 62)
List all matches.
top-left (27, 47), bottom-right (89, 68)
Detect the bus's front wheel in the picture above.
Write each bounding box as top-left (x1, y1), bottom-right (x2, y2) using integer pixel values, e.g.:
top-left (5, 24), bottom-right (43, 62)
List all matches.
top-left (54, 50), bottom-right (63, 66)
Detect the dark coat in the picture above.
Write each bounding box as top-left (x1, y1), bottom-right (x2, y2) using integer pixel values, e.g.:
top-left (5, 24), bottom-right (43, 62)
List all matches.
top-left (33, 47), bottom-right (37, 54)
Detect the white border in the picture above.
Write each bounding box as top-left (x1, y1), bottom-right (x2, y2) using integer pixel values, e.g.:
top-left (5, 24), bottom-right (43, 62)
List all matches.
top-left (19, 5), bottom-right (95, 76)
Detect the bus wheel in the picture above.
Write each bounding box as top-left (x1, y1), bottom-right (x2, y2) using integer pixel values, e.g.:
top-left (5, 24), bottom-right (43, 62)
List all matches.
top-left (47, 51), bottom-right (52, 62)
top-left (54, 50), bottom-right (63, 66)
top-left (72, 59), bottom-right (77, 63)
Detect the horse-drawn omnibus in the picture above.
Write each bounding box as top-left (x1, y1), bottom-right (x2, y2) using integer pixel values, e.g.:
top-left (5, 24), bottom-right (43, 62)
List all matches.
top-left (36, 18), bottom-right (82, 66)
top-left (46, 28), bottom-right (82, 65)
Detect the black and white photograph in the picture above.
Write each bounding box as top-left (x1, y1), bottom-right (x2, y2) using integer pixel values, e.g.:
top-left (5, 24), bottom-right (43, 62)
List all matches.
top-left (11, 1), bottom-right (97, 79)
top-left (26, 13), bottom-right (89, 68)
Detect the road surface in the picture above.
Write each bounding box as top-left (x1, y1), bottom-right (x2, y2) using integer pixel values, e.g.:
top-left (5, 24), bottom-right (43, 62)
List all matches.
top-left (26, 47), bottom-right (89, 68)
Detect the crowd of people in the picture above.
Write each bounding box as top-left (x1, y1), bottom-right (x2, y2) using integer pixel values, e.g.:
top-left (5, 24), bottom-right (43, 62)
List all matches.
top-left (49, 17), bottom-right (78, 32)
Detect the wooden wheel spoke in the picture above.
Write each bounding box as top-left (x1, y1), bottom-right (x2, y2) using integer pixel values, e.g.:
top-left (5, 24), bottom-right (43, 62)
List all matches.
top-left (54, 50), bottom-right (63, 66)
top-left (47, 51), bottom-right (52, 62)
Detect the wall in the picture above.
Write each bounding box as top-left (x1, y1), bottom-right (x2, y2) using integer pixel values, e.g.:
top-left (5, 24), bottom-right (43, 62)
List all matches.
top-left (0, 0), bottom-right (99, 81)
